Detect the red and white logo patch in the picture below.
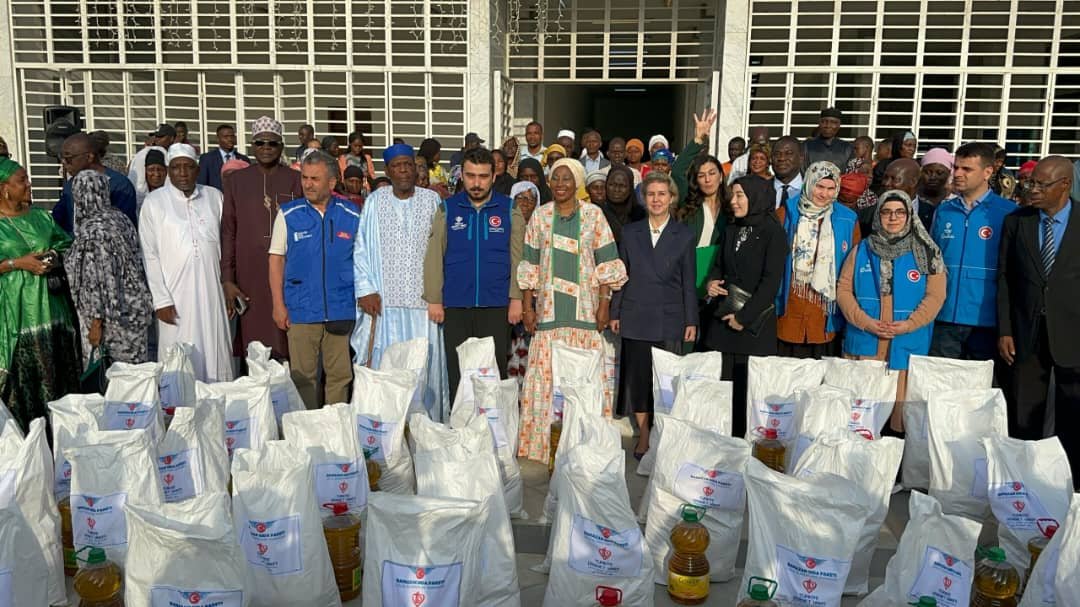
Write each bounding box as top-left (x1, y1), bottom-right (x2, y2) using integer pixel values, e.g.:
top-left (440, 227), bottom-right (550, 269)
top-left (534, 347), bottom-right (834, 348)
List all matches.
top-left (907, 269), bottom-right (922, 282)
top-left (842, 240), bottom-right (849, 253)
top-left (489, 215), bottom-right (502, 228)
top-left (336, 231), bottom-right (352, 240)
top-left (978, 226), bottom-right (993, 240)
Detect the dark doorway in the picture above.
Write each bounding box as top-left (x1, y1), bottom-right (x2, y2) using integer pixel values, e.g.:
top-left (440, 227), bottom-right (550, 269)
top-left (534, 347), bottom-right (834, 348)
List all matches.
top-left (539, 84), bottom-right (684, 151)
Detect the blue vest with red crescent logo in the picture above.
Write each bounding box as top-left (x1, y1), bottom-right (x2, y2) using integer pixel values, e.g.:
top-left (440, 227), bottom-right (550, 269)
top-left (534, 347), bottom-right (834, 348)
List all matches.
top-left (843, 243), bottom-right (932, 371)
top-left (930, 191), bottom-right (1015, 326)
top-left (777, 196), bottom-right (859, 334)
top-left (280, 197), bottom-right (360, 324)
top-left (442, 191), bottom-right (513, 308)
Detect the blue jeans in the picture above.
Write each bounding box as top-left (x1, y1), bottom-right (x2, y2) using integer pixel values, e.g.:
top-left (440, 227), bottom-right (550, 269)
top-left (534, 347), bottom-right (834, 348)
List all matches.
top-left (928, 321), bottom-right (997, 361)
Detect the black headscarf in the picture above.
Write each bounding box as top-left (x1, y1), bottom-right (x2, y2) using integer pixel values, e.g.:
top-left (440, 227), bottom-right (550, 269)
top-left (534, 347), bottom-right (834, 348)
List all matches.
top-left (731, 175), bottom-right (777, 227)
top-left (516, 158), bottom-right (552, 204)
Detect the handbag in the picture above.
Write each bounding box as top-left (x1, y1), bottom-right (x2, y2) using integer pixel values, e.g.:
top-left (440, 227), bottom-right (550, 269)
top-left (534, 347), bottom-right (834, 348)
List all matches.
top-left (79, 345), bottom-right (112, 394)
top-left (713, 282), bottom-right (775, 336)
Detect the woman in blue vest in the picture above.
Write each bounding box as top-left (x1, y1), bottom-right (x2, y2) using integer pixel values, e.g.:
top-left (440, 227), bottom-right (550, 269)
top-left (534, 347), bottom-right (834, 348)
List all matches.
top-left (837, 189), bottom-right (946, 432)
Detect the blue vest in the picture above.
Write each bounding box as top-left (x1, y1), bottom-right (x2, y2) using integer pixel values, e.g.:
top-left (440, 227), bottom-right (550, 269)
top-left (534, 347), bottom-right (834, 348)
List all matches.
top-left (777, 196), bottom-right (859, 334)
top-left (931, 191), bottom-right (1016, 326)
top-left (280, 197), bottom-right (360, 324)
top-left (442, 192), bottom-right (514, 308)
top-left (843, 243), bottom-right (932, 371)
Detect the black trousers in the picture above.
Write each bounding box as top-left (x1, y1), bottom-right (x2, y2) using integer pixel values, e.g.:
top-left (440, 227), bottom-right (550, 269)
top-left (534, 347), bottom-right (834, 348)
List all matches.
top-left (721, 352), bottom-right (750, 438)
top-left (443, 306), bottom-right (510, 405)
top-left (1008, 319), bottom-right (1080, 489)
top-left (776, 339), bottom-right (839, 360)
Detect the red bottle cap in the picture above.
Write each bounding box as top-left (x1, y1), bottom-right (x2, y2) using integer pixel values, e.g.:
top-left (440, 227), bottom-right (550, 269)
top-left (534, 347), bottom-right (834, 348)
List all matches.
top-left (763, 428), bottom-right (779, 440)
top-left (595, 585), bottom-right (622, 606)
top-left (323, 502), bottom-right (349, 516)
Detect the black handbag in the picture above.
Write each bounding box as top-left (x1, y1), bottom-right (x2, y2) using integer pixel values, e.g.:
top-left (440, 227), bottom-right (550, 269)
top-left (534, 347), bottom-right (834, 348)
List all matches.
top-left (79, 345), bottom-right (112, 394)
top-left (713, 283), bottom-right (775, 336)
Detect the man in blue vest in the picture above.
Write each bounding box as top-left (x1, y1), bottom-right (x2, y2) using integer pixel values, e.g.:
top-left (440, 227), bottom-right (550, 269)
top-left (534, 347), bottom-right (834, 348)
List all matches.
top-left (423, 146), bottom-right (524, 399)
top-left (929, 141), bottom-right (1016, 362)
top-left (268, 150), bottom-right (360, 408)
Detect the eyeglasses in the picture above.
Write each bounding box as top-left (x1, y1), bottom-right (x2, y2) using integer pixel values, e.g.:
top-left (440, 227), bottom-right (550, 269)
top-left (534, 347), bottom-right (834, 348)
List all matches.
top-left (879, 208), bottom-right (909, 219)
top-left (253, 139), bottom-right (283, 148)
top-left (1030, 177), bottom-right (1066, 191)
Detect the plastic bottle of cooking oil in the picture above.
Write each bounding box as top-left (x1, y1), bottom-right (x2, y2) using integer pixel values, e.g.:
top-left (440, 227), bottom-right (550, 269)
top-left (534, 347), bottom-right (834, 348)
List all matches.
top-left (323, 502), bottom-right (362, 601)
top-left (1023, 518), bottom-right (1058, 594)
top-left (752, 428), bottom-right (785, 472)
top-left (594, 585), bottom-right (622, 606)
top-left (72, 546), bottom-right (123, 607)
top-left (548, 419), bottom-right (563, 477)
top-left (971, 546), bottom-right (1020, 607)
top-left (736, 577), bottom-right (779, 606)
top-left (363, 447), bottom-right (381, 491)
top-left (58, 496), bottom-right (77, 576)
top-left (668, 504), bottom-right (710, 605)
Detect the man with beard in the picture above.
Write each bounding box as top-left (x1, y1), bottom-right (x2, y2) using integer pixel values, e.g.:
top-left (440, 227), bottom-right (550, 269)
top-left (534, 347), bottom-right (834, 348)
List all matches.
top-left (220, 116), bottom-right (302, 360)
top-left (139, 143), bottom-right (233, 382)
top-left (352, 143), bottom-right (450, 420)
top-left (423, 147), bottom-right (524, 396)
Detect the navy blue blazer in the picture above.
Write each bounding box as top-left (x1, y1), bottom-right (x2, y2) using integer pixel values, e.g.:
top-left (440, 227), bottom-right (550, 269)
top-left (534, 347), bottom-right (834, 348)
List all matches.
top-left (197, 148), bottom-right (250, 191)
top-left (610, 218), bottom-right (699, 342)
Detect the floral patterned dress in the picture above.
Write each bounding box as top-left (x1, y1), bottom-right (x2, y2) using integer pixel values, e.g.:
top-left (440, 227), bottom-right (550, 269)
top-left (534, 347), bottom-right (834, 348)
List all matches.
top-left (516, 201), bottom-right (627, 463)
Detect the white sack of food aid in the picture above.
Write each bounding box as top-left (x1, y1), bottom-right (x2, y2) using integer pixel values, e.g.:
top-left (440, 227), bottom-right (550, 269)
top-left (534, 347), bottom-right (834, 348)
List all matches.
top-left (637, 375), bottom-right (733, 478)
top-left (746, 356), bottom-right (825, 441)
top-left (792, 431), bottom-right (905, 595)
top-left (156, 398), bottom-right (229, 504)
top-left (1018, 494), bottom-right (1080, 607)
top-left (644, 416), bottom-right (749, 583)
top-left (0, 399), bottom-right (18, 439)
top-left (231, 441), bottom-right (340, 607)
top-left (0, 503), bottom-right (50, 607)
top-left (541, 381), bottom-right (614, 525)
top-left (158, 342), bottom-right (197, 411)
top-left (101, 361), bottom-right (164, 441)
top-left (379, 337), bottom-right (429, 414)
top-left (48, 393), bottom-right (102, 500)
top-left (351, 364), bottom-right (417, 494)
top-left (650, 349), bottom-right (724, 416)
top-left (409, 411), bottom-right (492, 459)
top-left (740, 458), bottom-right (871, 606)
top-left (822, 357), bottom-right (898, 439)
top-left (903, 355), bottom-right (994, 490)
top-left (124, 493), bottom-right (249, 607)
top-left (789, 385), bottom-right (858, 471)
top-left (0, 419), bottom-right (65, 605)
top-left (859, 491), bottom-right (981, 607)
top-left (468, 377), bottom-right (526, 518)
top-left (196, 376), bottom-right (277, 465)
top-left (551, 341), bottom-right (602, 424)
top-left (544, 443), bottom-right (654, 607)
top-left (363, 492), bottom-right (488, 607)
top-left (246, 341), bottom-right (305, 429)
top-left (414, 447), bottom-right (520, 607)
top-left (637, 377), bottom-right (734, 518)
top-left (283, 403), bottom-right (368, 514)
top-left (65, 428), bottom-right (163, 568)
top-left (450, 336), bottom-right (501, 416)
top-left (927, 388), bottom-right (1009, 520)
top-left (983, 434), bottom-right (1073, 588)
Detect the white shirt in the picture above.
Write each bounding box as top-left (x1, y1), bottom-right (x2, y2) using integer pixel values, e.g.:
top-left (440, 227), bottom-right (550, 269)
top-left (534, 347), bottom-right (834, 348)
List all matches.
top-left (774, 174), bottom-right (804, 209)
top-left (649, 217), bottom-right (670, 247)
top-left (520, 147), bottom-right (545, 163)
top-left (697, 202), bottom-right (717, 248)
top-left (269, 202), bottom-right (325, 255)
top-left (582, 151), bottom-right (605, 173)
top-left (727, 152), bottom-right (750, 184)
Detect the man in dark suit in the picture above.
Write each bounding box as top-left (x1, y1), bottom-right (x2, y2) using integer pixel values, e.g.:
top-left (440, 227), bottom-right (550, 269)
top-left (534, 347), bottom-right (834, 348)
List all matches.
top-left (197, 124), bottom-right (249, 191)
top-left (998, 155), bottom-right (1080, 486)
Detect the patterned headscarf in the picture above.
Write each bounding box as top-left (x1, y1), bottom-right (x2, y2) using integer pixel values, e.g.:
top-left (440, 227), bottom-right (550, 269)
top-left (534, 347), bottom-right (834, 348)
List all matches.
top-left (792, 161), bottom-right (842, 309)
top-left (548, 157), bottom-right (588, 202)
top-left (867, 189), bottom-right (945, 295)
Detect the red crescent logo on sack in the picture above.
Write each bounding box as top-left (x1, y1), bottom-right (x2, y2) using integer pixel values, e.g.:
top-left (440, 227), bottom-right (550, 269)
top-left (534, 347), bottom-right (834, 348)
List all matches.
top-left (87, 517), bottom-right (96, 529)
top-left (163, 455), bottom-right (173, 465)
top-left (226, 421), bottom-right (237, 429)
top-left (907, 269), bottom-right (921, 282)
top-left (945, 555), bottom-right (955, 566)
top-left (805, 558), bottom-right (817, 569)
top-left (803, 579), bottom-right (818, 593)
top-left (164, 473), bottom-right (174, 485)
top-left (770, 418), bottom-right (780, 427)
top-left (255, 522), bottom-right (267, 533)
top-left (64, 468), bottom-right (71, 478)
top-left (257, 543), bottom-right (268, 555)
top-left (188, 592), bottom-right (201, 604)
top-left (339, 481), bottom-right (349, 493)
top-left (340, 463), bottom-right (350, 472)
top-left (125, 418), bottom-right (135, 428)
top-left (1013, 481), bottom-right (1023, 491)
top-left (489, 216), bottom-right (502, 228)
top-left (366, 436), bottom-right (376, 445)
top-left (851, 412), bottom-right (861, 421)
top-left (415, 568), bottom-right (426, 580)
top-left (1014, 500), bottom-right (1026, 513)
top-left (770, 404), bottom-right (782, 412)
top-left (707, 470), bottom-right (718, 478)
top-left (598, 547), bottom-right (613, 560)
top-left (128, 403), bottom-right (138, 411)
top-left (703, 486), bottom-right (714, 496)
top-left (600, 527), bottom-right (612, 538)
top-left (85, 497), bottom-right (95, 507)
top-left (979, 226), bottom-right (993, 240)
top-left (943, 576), bottom-right (952, 589)
top-left (412, 592), bottom-right (427, 607)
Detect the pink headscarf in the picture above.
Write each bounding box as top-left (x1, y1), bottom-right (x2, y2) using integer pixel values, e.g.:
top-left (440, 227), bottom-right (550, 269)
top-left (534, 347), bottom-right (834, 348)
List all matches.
top-left (920, 148), bottom-right (954, 171)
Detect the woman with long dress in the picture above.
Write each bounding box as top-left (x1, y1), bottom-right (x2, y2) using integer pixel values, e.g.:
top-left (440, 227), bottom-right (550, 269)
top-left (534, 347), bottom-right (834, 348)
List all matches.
top-left (0, 158), bottom-right (81, 431)
top-left (517, 158), bottom-right (628, 463)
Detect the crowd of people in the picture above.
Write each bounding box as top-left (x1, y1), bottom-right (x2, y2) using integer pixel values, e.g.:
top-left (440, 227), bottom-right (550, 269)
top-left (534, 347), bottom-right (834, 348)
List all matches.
top-left (0, 105), bottom-right (1076, 485)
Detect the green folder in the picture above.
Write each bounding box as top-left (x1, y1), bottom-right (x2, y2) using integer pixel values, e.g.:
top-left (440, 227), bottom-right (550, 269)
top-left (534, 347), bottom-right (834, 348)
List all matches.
top-left (695, 245), bottom-right (718, 299)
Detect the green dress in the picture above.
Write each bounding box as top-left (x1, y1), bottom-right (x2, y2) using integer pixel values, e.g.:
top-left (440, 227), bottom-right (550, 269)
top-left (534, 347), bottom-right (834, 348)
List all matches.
top-left (0, 209), bottom-right (81, 431)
